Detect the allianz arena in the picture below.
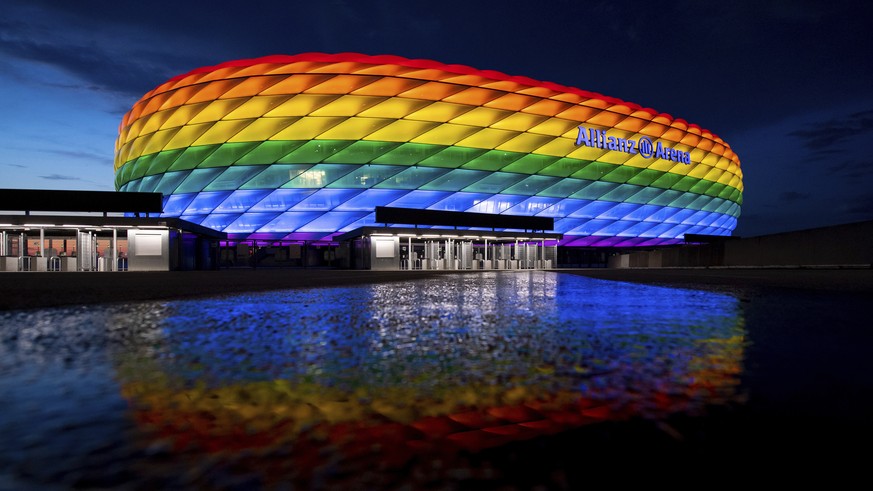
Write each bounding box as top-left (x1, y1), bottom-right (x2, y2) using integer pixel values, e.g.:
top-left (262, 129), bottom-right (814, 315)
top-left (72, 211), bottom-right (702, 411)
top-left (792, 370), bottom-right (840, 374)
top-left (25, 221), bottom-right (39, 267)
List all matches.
top-left (114, 53), bottom-right (742, 253)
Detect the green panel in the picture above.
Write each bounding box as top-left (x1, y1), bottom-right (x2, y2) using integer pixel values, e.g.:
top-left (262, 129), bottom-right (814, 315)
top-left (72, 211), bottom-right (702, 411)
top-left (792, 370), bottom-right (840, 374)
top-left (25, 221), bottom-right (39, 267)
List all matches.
top-left (373, 166), bottom-right (451, 190)
top-left (420, 169), bottom-right (489, 191)
top-left (570, 161), bottom-right (617, 181)
top-left (504, 175), bottom-right (562, 196)
top-left (539, 158), bottom-right (589, 178)
top-left (462, 172), bottom-right (526, 193)
top-left (175, 168), bottom-right (224, 194)
top-left (203, 166), bottom-right (266, 191)
top-left (461, 150), bottom-right (522, 172)
top-left (241, 164), bottom-right (311, 189)
top-left (500, 154), bottom-right (560, 174)
top-left (626, 168), bottom-right (664, 187)
top-left (648, 189), bottom-right (684, 207)
top-left (129, 154), bottom-right (156, 181)
top-left (115, 163), bottom-right (130, 189)
top-left (145, 148), bottom-right (185, 176)
top-left (279, 140), bottom-right (353, 163)
top-left (667, 192), bottom-right (698, 209)
top-left (702, 197), bottom-right (726, 212)
top-left (538, 177), bottom-right (590, 198)
top-left (689, 178), bottom-right (715, 195)
top-left (371, 142), bottom-right (446, 166)
top-left (417, 146), bottom-right (487, 169)
top-left (569, 181), bottom-right (619, 200)
top-left (670, 176), bottom-right (698, 193)
top-left (283, 164), bottom-right (357, 188)
top-left (166, 145), bottom-right (220, 172)
top-left (153, 171), bottom-right (189, 195)
top-left (688, 194), bottom-right (713, 211)
top-left (327, 165), bottom-right (405, 189)
top-left (197, 142), bottom-right (261, 168)
top-left (324, 141), bottom-right (402, 164)
top-left (624, 186), bottom-right (666, 205)
top-left (704, 182), bottom-right (726, 198)
top-left (119, 161), bottom-right (137, 186)
top-left (601, 165), bottom-right (643, 184)
top-left (649, 172), bottom-right (683, 189)
top-left (236, 140), bottom-right (306, 164)
top-left (728, 188), bottom-right (742, 204)
top-left (600, 183), bottom-right (643, 202)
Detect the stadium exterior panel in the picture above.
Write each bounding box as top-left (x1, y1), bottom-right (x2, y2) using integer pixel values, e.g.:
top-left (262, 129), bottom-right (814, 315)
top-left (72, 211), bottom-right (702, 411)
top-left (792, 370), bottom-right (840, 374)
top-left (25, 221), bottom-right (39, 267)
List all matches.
top-left (114, 53), bottom-right (743, 248)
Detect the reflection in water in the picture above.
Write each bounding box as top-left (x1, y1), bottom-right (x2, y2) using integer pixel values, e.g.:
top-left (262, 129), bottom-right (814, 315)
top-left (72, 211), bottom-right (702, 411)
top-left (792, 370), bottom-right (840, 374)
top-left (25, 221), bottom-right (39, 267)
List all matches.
top-left (0, 271), bottom-right (746, 488)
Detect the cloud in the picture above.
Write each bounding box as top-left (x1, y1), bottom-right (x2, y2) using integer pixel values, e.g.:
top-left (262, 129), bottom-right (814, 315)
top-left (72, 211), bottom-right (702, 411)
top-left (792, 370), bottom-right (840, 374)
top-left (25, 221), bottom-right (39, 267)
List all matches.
top-left (778, 191), bottom-right (809, 203)
top-left (842, 193), bottom-right (873, 217)
top-left (40, 174), bottom-right (82, 181)
top-left (787, 109), bottom-right (873, 151)
top-left (3, 163), bottom-right (28, 168)
top-left (828, 159), bottom-right (873, 180)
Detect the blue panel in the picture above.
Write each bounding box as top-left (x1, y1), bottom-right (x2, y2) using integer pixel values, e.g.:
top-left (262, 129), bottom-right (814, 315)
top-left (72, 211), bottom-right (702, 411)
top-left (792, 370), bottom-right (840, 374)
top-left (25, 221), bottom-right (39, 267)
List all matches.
top-left (566, 219), bottom-right (615, 235)
top-left (291, 188), bottom-right (363, 211)
top-left (552, 218), bottom-right (588, 234)
top-left (258, 211), bottom-right (325, 232)
top-left (600, 203), bottom-right (642, 220)
top-left (339, 212), bottom-right (377, 232)
top-left (641, 222), bottom-right (681, 238)
top-left (504, 196), bottom-right (562, 216)
top-left (620, 221), bottom-right (661, 236)
top-left (428, 192), bottom-right (492, 212)
top-left (199, 213), bottom-right (242, 231)
top-left (175, 168), bottom-right (224, 194)
top-left (625, 204), bottom-right (662, 221)
top-left (283, 164), bottom-right (357, 188)
top-left (137, 174), bottom-right (162, 193)
top-left (224, 212), bottom-right (282, 233)
top-left (296, 212), bottom-right (368, 232)
top-left (569, 201), bottom-right (620, 219)
top-left (334, 189), bottom-right (408, 211)
top-left (214, 189), bottom-right (272, 213)
top-left (537, 198), bottom-right (591, 218)
top-left (204, 166), bottom-right (266, 191)
top-left (683, 210), bottom-right (711, 225)
top-left (178, 214), bottom-right (207, 225)
top-left (643, 206), bottom-right (682, 223)
top-left (665, 208), bottom-right (697, 224)
top-left (420, 169), bottom-right (489, 191)
top-left (504, 175), bottom-right (562, 196)
top-left (384, 190), bottom-right (450, 209)
top-left (249, 189), bottom-right (316, 212)
top-left (327, 164), bottom-right (405, 189)
top-left (184, 191), bottom-right (233, 215)
top-left (467, 194), bottom-right (527, 214)
top-left (153, 171), bottom-right (190, 195)
top-left (126, 179), bottom-right (142, 192)
top-left (162, 193), bottom-right (196, 216)
top-left (599, 220), bottom-right (639, 235)
top-left (374, 166), bottom-right (451, 190)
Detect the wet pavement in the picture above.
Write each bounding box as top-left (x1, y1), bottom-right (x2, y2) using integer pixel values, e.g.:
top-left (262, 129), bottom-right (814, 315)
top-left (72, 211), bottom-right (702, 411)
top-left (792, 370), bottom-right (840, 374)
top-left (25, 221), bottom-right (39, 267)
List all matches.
top-left (1, 268), bottom-right (872, 488)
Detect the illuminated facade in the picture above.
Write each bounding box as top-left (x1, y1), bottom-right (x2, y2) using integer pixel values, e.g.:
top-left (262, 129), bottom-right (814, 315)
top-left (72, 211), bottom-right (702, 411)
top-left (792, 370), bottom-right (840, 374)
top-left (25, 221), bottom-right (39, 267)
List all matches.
top-left (114, 53), bottom-right (742, 248)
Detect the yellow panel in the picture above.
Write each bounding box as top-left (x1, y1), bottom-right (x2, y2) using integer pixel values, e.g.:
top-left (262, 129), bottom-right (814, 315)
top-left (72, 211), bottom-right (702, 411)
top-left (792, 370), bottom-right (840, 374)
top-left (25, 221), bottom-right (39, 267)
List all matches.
top-left (688, 162), bottom-right (712, 179)
top-left (269, 116), bottom-right (347, 140)
top-left (365, 120), bottom-right (441, 142)
top-left (309, 95), bottom-right (384, 117)
top-left (189, 99), bottom-right (247, 124)
top-left (228, 117), bottom-right (299, 142)
top-left (528, 118), bottom-right (579, 137)
top-left (399, 81), bottom-right (465, 101)
top-left (305, 75), bottom-right (380, 95)
top-left (137, 109), bottom-right (175, 137)
top-left (598, 150), bottom-right (632, 165)
top-left (357, 98), bottom-right (430, 119)
top-left (703, 167), bottom-right (724, 182)
top-left (533, 138), bottom-right (576, 158)
top-left (689, 149), bottom-right (707, 164)
top-left (643, 158), bottom-right (675, 172)
top-left (449, 107), bottom-right (512, 127)
top-left (219, 75), bottom-right (284, 99)
top-left (405, 102), bottom-right (473, 122)
top-left (160, 102), bottom-right (210, 130)
top-left (191, 119), bottom-right (254, 146)
top-left (666, 162), bottom-right (691, 176)
top-left (409, 123), bottom-right (480, 145)
top-left (186, 79), bottom-right (245, 104)
top-left (142, 127), bottom-right (182, 155)
top-left (621, 153), bottom-right (654, 169)
top-left (490, 112), bottom-right (547, 132)
top-left (700, 152), bottom-right (720, 166)
top-left (317, 117), bottom-right (394, 140)
top-left (442, 87), bottom-right (503, 106)
top-left (520, 99), bottom-right (569, 117)
top-left (715, 156), bottom-right (735, 171)
top-left (223, 95), bottom-right (291, 120)
top-left (554, 106), bottom-right (600, 123)
top-left (484, 93), bottom-right (537, 111)
top-left (162, 122), bottom-right (213, 150)
top-left (566, 145), bottom-right (608, 161)
top-left (126, 138), bottom-right (147, 164)
top-left (350, 77), bottom-right (423, 96)
top-left (454, 128), bottom-right (518, 149)
top-left (586, 110), bottom-right (624, 127)
top-left (494, 133), bottom-right (553, 153)
top-left (260, 74), bottom-right (334, 95)
top-left (264, 94), bottom-right (339, 117)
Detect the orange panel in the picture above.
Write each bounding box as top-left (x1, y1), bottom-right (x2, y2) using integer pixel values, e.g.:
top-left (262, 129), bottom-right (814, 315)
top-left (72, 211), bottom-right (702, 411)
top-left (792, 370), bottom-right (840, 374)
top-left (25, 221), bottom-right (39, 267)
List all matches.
top-left (521, 99), bottom-right (570, 117)
top-left (554, 106), bottom-right (599, 123)
top-left (219, 75), bottom-right (285, 99)
top-left (305, 75), bottom-right (380, 94)
top-left (259, 74), bottom-right (334, 96)
top-left (443, 87), bottom-right (503, 106)
top-left (399, 81), bottom-right (466, 101)
top-left (350, 77), bottom-right (424, 97)
top-left (186, 79), bottom-right (245, 104)
top-left (484, 93), bottom-right (538, 111)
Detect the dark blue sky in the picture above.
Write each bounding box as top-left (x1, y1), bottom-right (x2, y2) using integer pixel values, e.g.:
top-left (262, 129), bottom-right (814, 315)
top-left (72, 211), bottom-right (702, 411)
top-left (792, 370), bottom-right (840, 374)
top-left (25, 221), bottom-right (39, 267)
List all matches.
top-left (2, 0), bottom-right (872, 237)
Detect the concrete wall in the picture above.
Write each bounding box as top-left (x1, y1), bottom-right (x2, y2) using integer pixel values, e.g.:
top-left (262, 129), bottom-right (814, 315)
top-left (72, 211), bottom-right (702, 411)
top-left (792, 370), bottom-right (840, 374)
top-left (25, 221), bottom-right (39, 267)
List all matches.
top-left (610, 220), bottom-right (873, 268)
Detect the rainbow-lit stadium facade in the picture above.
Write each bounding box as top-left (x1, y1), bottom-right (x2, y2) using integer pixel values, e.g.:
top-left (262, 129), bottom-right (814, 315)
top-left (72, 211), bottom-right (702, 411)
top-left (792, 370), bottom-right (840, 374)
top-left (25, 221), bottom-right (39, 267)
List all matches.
top-left (114, 53), bottom-right (742, 248)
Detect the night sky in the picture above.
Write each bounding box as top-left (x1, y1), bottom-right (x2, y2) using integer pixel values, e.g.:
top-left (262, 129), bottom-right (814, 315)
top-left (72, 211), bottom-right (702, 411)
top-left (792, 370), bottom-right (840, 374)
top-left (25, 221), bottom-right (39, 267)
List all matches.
top-left (2, 0), bottom-right (871, 238)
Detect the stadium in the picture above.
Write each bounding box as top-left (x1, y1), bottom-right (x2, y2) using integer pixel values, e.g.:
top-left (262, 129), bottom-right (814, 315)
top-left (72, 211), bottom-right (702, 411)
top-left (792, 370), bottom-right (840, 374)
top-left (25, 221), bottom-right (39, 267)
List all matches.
top-left (113, 53), bottom-right (742, 269)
